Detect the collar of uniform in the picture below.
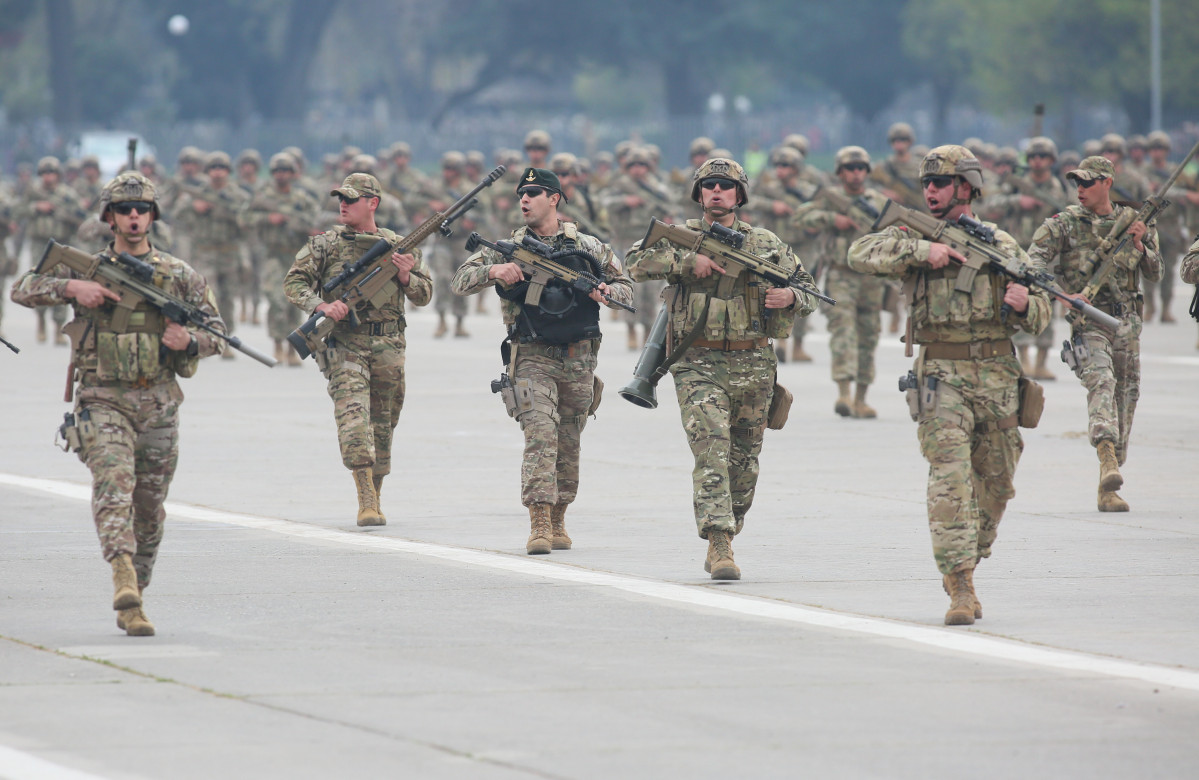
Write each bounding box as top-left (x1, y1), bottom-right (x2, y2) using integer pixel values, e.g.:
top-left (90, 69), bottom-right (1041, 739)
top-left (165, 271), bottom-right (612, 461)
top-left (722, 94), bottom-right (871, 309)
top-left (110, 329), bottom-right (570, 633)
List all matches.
top-left (517, 219), bottom-right (568, 241)
top-left (700, 217), bottom-right (751, 233)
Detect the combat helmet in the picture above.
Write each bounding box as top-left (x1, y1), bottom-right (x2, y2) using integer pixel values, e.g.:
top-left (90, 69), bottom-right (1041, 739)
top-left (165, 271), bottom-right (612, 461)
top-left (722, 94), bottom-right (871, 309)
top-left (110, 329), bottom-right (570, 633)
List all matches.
top-left (441, 151), bottom-right (465, 170)
top-left (177, 146), bottom-right (203, 166)
top-left (204, 151), bottom-right (232, 171)
top-left (689, 136), bottom-right (716, 158)
top-left (268, 152), bottom-right (297, 173)
top-left (782, 134), bottom-right (810, 156)
top-left (996, 146), bottom-right (1021, 168)
top-left (624, 146), bottom-right (653, 169)
top-left (690, 157), bottom-right (749, 206)
top-left (550, 152), bottom-right (578, 176)
top-left (834, 146), bottom-right (872, 173)
top-left (1128, 134), bottom-right (1148, 153)
top-left (36, 156), bottom-right (62, 175)
top-left (1147, 130), bottom-right (1171, 151)
top-left (1026, 136), bottom-right (1059, 159)
top-left (99, 171), bottom-right (160, 219)
top-left (236, 149), bottom-right (262, 169)
top-left (920, 145), bottom-right (984, 194)
top-left (524, 130), bottom-right (552, 151)
top-left (887, 122), bottom-right (915, 143)
top-left (770, 146), bottom-right (803, 169)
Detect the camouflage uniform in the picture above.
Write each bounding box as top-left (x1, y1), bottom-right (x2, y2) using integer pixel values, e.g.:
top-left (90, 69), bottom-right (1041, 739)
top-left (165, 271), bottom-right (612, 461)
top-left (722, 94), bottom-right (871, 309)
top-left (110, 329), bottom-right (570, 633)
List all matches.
top-left (848, 145), bottom-right (1051, 600)
top-left (240, 165), bottom-right (319, 345)
top-left (0, 194), bottom-right (15, 335)
top-left (17, 164), bottom-right (88, 337)
top-left (175, 170), bottom-right (250, 338)
top-left (1027, 200), bottom-right (1162, 465)
top-left (626, 216), bottom-right (815, 539)
top-left (283, 215), bottom-right (432, 480)
top-left (1141, 158), bottom-right (1188, 321)
top-left (426, 155), bottom-right (480, 331)
top-left (10, 240), bottom-right (225, 588)
top-left (452, 220), bottom-right (632, 509)
top-left (795, 179), bottom-right (889, 397)
top-left (1182, 236), bottom-right (1199, 285)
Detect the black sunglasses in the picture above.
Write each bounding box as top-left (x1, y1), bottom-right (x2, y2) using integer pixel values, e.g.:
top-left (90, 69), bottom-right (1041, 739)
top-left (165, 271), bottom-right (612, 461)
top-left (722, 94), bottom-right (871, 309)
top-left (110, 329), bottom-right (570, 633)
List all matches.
top-left (841, 163), bottom-right (869, 173)
top-left (921, 175), bottom-right (956, 190)
top-left (700, 178), bottom-right (736, 191)
top-left (112, 201), bottom-right (154, 215)
top-left (1027, 152), bottom-right (1054, 160)
top-left (518, 186), bottom-right (549, 198)
top-left (336, 193), bottom-right (361, 204)
top-left (1073, 177), bottom-right (1104, 189)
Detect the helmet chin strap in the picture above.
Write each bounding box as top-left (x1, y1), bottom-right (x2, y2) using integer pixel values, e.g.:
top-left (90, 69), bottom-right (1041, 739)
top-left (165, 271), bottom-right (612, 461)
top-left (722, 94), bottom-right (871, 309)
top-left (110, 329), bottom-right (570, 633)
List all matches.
top-left (930, 177), bottom-right (968, 219)
top-left (704, 205), bottom-right (734, 220)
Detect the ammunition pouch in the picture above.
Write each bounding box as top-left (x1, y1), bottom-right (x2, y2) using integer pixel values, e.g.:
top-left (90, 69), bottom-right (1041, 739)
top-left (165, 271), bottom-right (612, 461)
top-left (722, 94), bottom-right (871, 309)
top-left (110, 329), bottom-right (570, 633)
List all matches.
top-left (898, 370), bottom-right (939, 422)
top-left (491, 373), bottom-right (559, 427)
top-left (55, 411), bottom-right (84, 456)
top-left (1017, 376), bottom-right (1044, 429)
top-left (766, 381), bottom-right (793, 430)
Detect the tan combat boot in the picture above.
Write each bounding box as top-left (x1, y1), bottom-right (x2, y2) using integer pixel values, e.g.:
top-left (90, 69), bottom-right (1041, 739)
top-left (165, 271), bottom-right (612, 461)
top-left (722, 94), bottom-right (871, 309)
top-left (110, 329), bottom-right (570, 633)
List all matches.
top-left (834, 380), bottom-right (853, 417)
top-left (274, 339), bottom-right (285, 364)
top-left (36, 311), bottom-right (47, 343)
top-left (1031, 347), bottom-right (1056, 380)
top-left (454, 317), bottom-right (470, 338)
top-left (373, 474), bottom-right (387, 523)
top-left (1161, 294), bottom-right (1176, 323)
top-left (526, 504), bottom-right (552, 555)
top-left (1098, 486), bottom-right (1130, 512)
top-left (353, 467), bottom-right (385, 527)
top-left (117, 604), bottom-right (155, 636)
top-left (54, 325), bottom-right (68, 347)
top-left (852, 383), bottom-right (877, 419)
top-left (791, 338), bottom-right (812, 362)
top-left (550, 504), bottom-right (572, 550)
top-left (111, 554), bottom-right (141, 611)
top-left (434, 313), bottom-right (448, 338)
top-left (1097, 440), bottom-right (1123, 492)
top-left (943, 568), bottom-right (976, 625)
top-left (942, 571), bottom-right (982, 619)
top-left (707, 530), bottom-right (740, 580)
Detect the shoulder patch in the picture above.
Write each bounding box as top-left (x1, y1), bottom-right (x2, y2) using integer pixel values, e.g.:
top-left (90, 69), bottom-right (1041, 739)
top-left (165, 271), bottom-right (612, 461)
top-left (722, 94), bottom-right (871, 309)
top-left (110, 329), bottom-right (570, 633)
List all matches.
top-left (562, 221), bottom-right (578, 241)
top-left (295, 244), bottom-right (312, 262)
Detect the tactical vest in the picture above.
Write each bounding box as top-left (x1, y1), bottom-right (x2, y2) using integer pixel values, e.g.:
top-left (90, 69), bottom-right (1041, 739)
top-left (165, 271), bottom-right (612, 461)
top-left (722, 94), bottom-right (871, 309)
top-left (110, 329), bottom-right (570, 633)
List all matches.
top-left (909, 261), bottom-right (1007, 340)
top-left (500, 223), bottom-right (602, 345)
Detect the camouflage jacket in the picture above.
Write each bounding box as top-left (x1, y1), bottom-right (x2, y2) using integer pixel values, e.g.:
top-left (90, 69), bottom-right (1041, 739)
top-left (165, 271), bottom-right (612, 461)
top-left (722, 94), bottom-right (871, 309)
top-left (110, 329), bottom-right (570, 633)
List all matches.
top-left (73, 178), bottom-right (105, 212)
top-left (10, 243), bottom-right (225, 384)
top-left (240, 183), bottom-right (319, 256)
top-left (976, 173), bottom-right (1069, 247)
top-left (1026, 204), bottom-right (1162, 315)
top-left (283, 225), bottom-right (432, 325)
top-left (599, 173), bottom-right (681, 244)
top-left (848, 218), bottom-right (1051, 344)
top-left (794, 185), bottom-right (889, 269)
top-left (625, 216), bottom-right (816, 343)
top-left (385, 168), bottom-right (436, 218)
top-left (175, 181), bottom-right (250, 247)
top-left (746, 176), bottom-right (821, 247)
top-left (869, 156), bottom-right (924, 209)
top-left (558, 189), bottom-right (611, 244)
top-left (17, 182), bottom-right (87, 241)
top-left (1181, 236), bottom-right (1199, 285)
top-left (452, 220), bottom-right (632, 329)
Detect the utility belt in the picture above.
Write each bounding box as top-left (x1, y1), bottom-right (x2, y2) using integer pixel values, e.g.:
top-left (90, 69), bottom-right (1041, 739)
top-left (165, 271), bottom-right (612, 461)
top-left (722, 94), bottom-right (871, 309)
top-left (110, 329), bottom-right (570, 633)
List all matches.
top-left (921, 339), bottom-right (1013, 361)
top-left (78, 370), bottom-right (163, 390)
top-left (1090, 298), bottom-right (1140, 318)
top-left (341, 319), bottom-right (402, 337)
top-left (691, 337), bottom-right (770, 351)
top-left (897, 368), bottom-right (1041, 431)
top-left (517, 339), bottom-right (594, 360)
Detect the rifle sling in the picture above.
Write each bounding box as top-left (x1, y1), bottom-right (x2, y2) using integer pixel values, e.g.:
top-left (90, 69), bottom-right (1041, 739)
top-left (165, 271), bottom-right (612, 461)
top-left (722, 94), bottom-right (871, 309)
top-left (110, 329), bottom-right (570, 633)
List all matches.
top-left (651, 294), bottom-right (711, 382)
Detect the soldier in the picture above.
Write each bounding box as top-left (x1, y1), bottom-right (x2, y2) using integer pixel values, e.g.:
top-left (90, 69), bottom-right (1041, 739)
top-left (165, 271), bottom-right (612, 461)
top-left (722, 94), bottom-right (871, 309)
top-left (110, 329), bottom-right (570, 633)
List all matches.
top-left (350, 153), bottom-right (408, 233)
top-left (384, 142), bottom-right (433, 217)
top-left (551, 152), bottom-right (610, 242)
top-left (1099, 134), bottom-right (1152, 205)
top-left (0, 193), bottom-right (15, 341)
top-left (1127, 134), bottom-right (1148, 171)
top-left (1141, 131), bottom-right (1190, 323)
top-left (600, 146), bottom-right (680, 349)
top-left (748, 145), bottom-right (821, 363)
top-left (241, 153), bottom-right (319, 365)
top-left (426, 151), bottom-right (476, 338)
top-left (1182, 236), bottom-right (1199, 349)
top-left (1027, 156), bottom-right (1161, 512)
top-left (977, 136), bottom-right (1069, 380)
top-left (73, 156), bottom-right (105, 212)
top-left (674, 136), bottom-right (715, 188)
top-left (871, 123), bottom-right (925, 209)
top-left (796, 146), bottom-right (890, 417)
top-left (176, 151), bottom-right (250, 357)
top-left (9, 171), bottom-right (227, 635)
top-left (453, 168), bottom-right (630, 553)
top-left (524, 130), bottom-right (552, 168)
top-left (284, 173), bottom-right (432, 526)
top-left (591, 150), bottom-right (615, 190)
top-left (234, 149), bottom-right (265, 325)
top-left (848, 145), bottom-right (1051, 625)
top-left (17, 156), bottom-right (88, 345)
top-left (625, 158), bottom-right (816, 580)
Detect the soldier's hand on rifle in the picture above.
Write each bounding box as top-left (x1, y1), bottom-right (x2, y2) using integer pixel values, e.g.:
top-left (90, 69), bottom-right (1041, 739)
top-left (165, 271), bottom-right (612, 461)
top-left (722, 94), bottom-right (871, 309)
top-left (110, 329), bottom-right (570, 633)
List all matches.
top-left (161, 322), bottom-right (191, 351)
top-left (693, 254), bottom-right (726, 279)
top-left (1128, 221), bottom-right (1147, 253)
top-left (390, 252), bottom-right (416, 286)
top-left (624, 195), bottom-right (644, 209)
top-left (64, 280), bottom-right (121, 308)
top-left (1002, 282), bottom-right (1030, 314)
top-left (926, 242), bottom-right (965, 270)
top-left (765, 287), bottom-right (796, 309)
top-left (771, 200), bottom-right (793, 216)
top-left (588, 282), bottom-right (612, 305)
top-left (1019, 195), bottom-right (1042, 211)
top-left (488, 262), bottom-right (525, 286)
top-left (193, 199), bottom-right (211, 214)
top-left (833, 214), bottom-right (860, 232)
top-left (315, 300), bottom-right (350, 322)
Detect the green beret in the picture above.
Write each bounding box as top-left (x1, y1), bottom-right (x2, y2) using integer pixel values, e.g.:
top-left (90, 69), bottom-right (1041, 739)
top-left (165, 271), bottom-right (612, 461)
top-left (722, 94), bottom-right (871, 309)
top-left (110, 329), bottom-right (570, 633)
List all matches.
top-left (516, 167), bottom-right (567, 203)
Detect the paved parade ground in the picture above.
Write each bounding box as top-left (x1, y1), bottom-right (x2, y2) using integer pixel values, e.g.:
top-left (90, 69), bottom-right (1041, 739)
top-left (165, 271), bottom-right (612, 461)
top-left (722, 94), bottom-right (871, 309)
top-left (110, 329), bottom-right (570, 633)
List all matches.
top-left (2, 295), bottom-right (1198, 779)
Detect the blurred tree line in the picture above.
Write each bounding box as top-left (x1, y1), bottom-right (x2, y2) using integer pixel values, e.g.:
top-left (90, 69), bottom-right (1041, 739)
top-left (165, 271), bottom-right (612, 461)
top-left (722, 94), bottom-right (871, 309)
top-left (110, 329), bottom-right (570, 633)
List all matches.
top-left (0, 0), bottom-right (1195, 133)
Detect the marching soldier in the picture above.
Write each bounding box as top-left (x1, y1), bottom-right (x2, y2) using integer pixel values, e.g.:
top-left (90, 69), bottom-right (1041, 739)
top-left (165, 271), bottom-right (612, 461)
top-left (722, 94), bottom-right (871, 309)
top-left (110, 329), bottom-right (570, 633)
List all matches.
top-left (1141, 131), bottom-right (1192, 323)
top-left (849, 145), bottom-right (1051, 625)
top-left (284, 173), bottom-right (432, 526)
top-left (10, 171), bottom-right (227, 636)
top-left (625, 158), bottom-right (816, 580)
top-left (870, 123), bottom-right (925, 209)
top-left (452, 168), bottom-right (632, 554)
top-left (551, 152), bottom-right (611, 242)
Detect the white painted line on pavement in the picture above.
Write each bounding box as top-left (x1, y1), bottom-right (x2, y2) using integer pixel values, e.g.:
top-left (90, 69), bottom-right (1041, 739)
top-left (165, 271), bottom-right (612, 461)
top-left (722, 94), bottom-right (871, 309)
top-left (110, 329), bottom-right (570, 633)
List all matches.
top-left (0, 745), bottom-right (110, 780)
top-left (5, 473), bottom-right (1199, 694)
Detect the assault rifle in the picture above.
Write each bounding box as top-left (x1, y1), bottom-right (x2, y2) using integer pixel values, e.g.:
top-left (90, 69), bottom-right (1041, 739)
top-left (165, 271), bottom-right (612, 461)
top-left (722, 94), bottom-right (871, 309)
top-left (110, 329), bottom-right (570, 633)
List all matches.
top-left (870, 200), bottom-right (1119, 331)
top-left (463, 232), bottom-right (635, 312)
top-left (818, 187), bottom-right (882, 227)
top-left (288, 165), bottom-right (505, 359)
top-left (37, 240), bottom-right (276, 366)
top-left (641, 218), bottom-right (836, 306)
top-left (1079, 137), bottom-right (1199, 302)
top-left (999, 173), bottom-right (1070, 214)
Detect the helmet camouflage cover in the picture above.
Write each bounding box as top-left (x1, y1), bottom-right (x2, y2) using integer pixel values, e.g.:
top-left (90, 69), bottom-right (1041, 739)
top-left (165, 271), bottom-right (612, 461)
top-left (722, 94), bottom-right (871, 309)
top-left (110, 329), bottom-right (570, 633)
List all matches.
top-left (690, 157), bottom-right (749, 205)
top-left (920, 145), bottom-right (984, 193)
top-left (834, 145), bottom-right (872, 172)
top-left (100, 171), bottom-right (160, 218)
top-left (887, 122), bottom-right (915, 143)
top-left (1026, 136), bottom-right (1058, 159)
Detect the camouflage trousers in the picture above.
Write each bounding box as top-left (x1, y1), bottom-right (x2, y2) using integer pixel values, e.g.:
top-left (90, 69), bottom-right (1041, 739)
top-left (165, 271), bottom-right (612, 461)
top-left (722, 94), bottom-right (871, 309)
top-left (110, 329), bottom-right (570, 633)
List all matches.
top-left (262, 252), bottom-right (301, 341)
top-left (1072, 316), bottom-right (1142, 462)
top-left (825, 267), bottom-right (884, 384)
top-left (429, 240), bottom-right (467, 319)
top-left (916, 355), bottom-right (1023, 575)
top-left (75, 379), bottom-right (182, 589)
top-left (324, 330), bottom-right (407, 475)
top-left (192, 243), bottom-right (240, 335)
top-left (671, 346), bottom-right (775, 538)
top-left (1144, 229), bottom-right (1184, 308)
top-left (512, 347), bottom-right (596, 507)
